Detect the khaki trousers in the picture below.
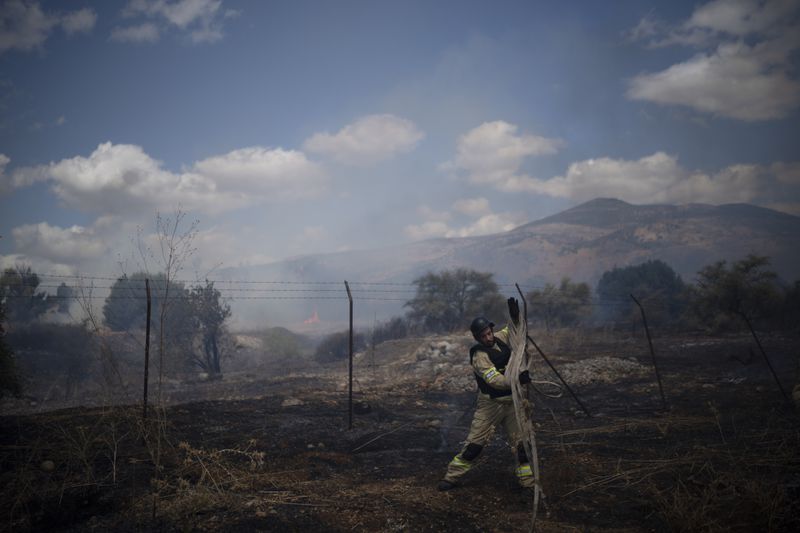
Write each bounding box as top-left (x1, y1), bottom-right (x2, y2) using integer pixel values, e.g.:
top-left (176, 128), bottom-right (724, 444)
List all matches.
top-left (443, 394), bottom-right (534, 487)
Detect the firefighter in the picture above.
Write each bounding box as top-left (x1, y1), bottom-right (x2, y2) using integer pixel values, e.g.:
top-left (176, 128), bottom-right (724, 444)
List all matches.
top-left (437, 297), bottom-right (534, 491)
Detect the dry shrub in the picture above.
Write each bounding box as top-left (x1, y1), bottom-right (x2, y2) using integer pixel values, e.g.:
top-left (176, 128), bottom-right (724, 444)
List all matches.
top-left (129, 439), bottom-right (267, 527)
top-left (647, 472), bottom-right (793, 532)
top-left (1, 406), bottom-right (140, 531)
top-left (176, 439), bottom-right (265, 490)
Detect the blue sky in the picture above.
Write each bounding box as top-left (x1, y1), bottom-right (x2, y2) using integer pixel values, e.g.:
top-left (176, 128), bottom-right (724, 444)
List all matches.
top-left (1, 0), bottom-right (799, 281)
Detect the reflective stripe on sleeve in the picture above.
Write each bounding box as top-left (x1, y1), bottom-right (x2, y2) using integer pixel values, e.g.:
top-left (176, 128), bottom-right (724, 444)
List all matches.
top-left (516, 464), bottom-right (533, 478)
top-left (482, 367), bottom-right (498, 381)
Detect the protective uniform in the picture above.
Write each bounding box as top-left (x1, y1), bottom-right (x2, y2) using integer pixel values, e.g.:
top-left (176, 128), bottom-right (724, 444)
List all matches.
top-left (441, 326), bottom-right (534, 489)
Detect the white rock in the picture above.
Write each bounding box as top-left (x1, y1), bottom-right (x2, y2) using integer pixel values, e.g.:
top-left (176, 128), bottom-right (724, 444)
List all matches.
top-left (282, 398), bottom-right (304, 407)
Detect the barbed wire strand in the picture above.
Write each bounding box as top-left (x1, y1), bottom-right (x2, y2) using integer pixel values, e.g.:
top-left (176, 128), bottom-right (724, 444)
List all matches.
top-left (3, 272), bottom-right (571, 292)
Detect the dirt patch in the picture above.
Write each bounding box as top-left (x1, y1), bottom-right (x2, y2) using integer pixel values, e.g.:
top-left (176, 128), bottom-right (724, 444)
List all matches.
top-left (558, 356), bottom-right (648, 386)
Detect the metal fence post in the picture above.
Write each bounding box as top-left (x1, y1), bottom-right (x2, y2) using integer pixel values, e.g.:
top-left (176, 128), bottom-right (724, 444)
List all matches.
top-left (143, 278), bottom-right (151, 422)
top-left (630, 294), bottom-right (667, 410)
top-left (345, 280), bottom-right (353, 430)
top-left (739, 311), bottom-right (789, 402)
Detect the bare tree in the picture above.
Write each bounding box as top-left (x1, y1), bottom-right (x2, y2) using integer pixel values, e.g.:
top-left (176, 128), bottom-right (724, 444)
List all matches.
top-left (132, 209), bottom-right (198, 402)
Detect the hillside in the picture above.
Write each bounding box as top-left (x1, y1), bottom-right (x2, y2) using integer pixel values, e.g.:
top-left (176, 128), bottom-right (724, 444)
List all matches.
top-left (221, 198), bottom-right (800, 327)
top-left (231, 198), bottom-right (799, 285)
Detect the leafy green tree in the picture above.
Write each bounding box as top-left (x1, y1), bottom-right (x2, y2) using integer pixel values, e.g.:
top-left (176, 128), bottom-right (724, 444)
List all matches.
top-left (0, 266), bottom-right (57, 323)
top-left (102, 272), bottom-right (194, 376)
top-left (102, 272), bottom-right (188, 331)
top-left (596, 260), bottom-right (688, 327)
top-left (692, 255), bottom-right (781, 331)
top-left (0, 300), bottom-right (20, 397)
top-left (405, 269), bottom-right (506, 333)
top-left (526, 277), bottom-right (591, 331)
top-left (187, 281), bottom-right (231, 376)
top-left (102, 274), bottom-right (236, 375)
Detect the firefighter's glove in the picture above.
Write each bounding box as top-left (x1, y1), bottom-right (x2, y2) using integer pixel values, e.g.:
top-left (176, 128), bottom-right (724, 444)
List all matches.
top-left (519, 370), bottom-right (531, 385)
top-left (507, 297), bottom-right (520, 324)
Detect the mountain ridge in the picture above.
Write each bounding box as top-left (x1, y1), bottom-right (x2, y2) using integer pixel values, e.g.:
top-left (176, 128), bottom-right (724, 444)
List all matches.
top-left (225, 198), bottom-right (800, 284)
top-left (220, 198), bottom-right (800, 327)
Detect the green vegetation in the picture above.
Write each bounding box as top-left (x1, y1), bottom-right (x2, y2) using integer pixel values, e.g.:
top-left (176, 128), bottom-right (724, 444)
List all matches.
top-left (0, 266), bottom-right (57, 323)
top-left (0, 300), bottom-right (20, 397)
top-left (187, 281), bottom-right (231, 376)
top-left (404, 268), bottom-right (505, 333)
top-left (381, 257), bottom-right (796, 337)
top-left (596, 260), bottom-right (688, 328)
top-left (526, 277), bottom-right (591, 331)
top-left (102, 273), bottom-right (232, 376)
top-left (102, 272), bottom-right (188, 332)
top-left (692, 254), bottom-right (782, 332)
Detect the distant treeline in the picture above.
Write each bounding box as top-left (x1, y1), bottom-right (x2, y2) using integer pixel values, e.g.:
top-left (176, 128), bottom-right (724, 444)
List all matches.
top-left (316, 255), bottom-right (800, 362)
top-left (2, 254), bottom-right (799, 389)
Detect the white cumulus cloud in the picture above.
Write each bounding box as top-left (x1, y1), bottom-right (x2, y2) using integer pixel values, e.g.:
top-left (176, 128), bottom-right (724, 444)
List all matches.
top-left (442, 120), bottom-right (563, 191)
top-left (0, 153), bottom-right (10, 193)
top-left (116, 0), bottom-right (230, 44)
top-left (668, 164), bottom-right (765, 204)
top-left (627, 0), bottom-right (800, 121)
top-left (192, 146), bottom-right (326, 200)
top-left (452, 197), bottom-right (491, 217)
top-left (628, 41), bottom-right (800, 121)
top-left (403, 221), bottom-right (451, 241)
top-left (686, 0), bottom-right (796, 37)
top-left (110, 23), bottom-right (160, 43)
top-left (528, 152), bottom-right (686, 201)
top-left (61, 8), bottom-right (97, 35)
top-left (9, 142), bottom-right (327, 215)
top-left (515, 151), bottom-right (798, 208)
top-left (0, 0), bottom-right (96, 54)
top-left (0, 253), bottom-right (77, 278)
top-left (404, 213), bottom-right (525, 241)
top-left (446, 213), bottom-right (525, 238)
top-left (12, 222), bottom-right (108, 263)
top-left (125, 0), bottom-right (220, 28)
top-left (772, 162), bottom-right (800, 185)
top-left (404, 197), bottom-right (524, 241)
top-left (304, 114), bottom-right (425, 166)
top-left (416, 205), bottom-right (451, 223)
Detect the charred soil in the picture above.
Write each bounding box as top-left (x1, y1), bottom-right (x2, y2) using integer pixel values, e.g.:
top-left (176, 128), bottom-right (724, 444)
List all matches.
top-left (2, 331), bottom-right (799, 532)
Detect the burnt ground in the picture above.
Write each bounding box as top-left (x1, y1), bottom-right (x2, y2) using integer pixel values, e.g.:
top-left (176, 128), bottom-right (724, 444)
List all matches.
top-left (1, 330), bottom-right (799, 532)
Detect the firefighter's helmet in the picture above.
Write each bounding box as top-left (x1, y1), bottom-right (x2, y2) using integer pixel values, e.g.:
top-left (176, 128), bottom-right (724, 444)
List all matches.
top-left (469, 316), bottom-right (495, 338)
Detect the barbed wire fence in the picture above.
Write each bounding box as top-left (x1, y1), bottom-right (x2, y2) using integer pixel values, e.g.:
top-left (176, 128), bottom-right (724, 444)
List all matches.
top-left (5, 270), bottom-right (787, 420)
top-left (1, 273), bottom-right (675, 308)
